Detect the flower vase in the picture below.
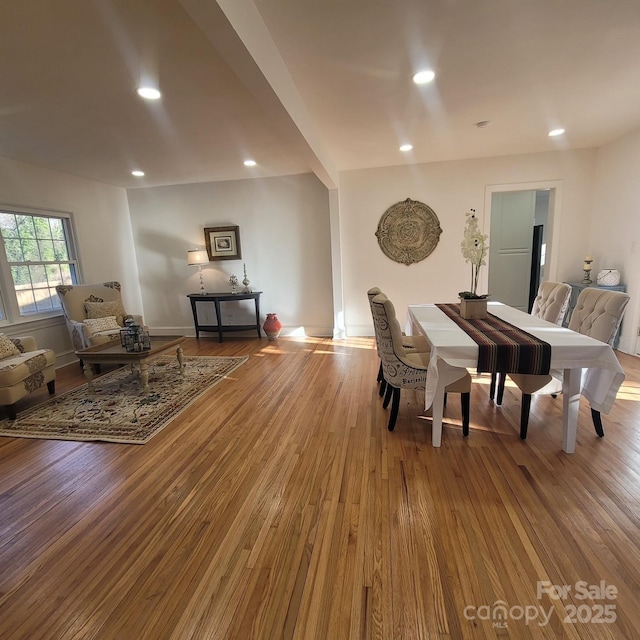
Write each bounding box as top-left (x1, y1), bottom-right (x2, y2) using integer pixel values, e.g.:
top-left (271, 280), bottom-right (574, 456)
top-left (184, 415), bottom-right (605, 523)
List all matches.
top-left (459, 297), bottom-right (488, 320)
top-left (263, 313), bottom-right (282, 340)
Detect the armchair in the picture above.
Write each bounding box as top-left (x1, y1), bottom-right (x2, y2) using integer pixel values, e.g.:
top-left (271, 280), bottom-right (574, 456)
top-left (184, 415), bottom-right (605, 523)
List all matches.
top-left (0, 335), bottom-right (56, 420)
top-left (55, 281), bottom-right (143, 351)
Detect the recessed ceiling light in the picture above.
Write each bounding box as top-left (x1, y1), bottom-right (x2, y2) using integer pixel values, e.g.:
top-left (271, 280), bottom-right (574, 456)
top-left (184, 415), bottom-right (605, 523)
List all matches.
top-left (399, 144), bottom-right (413, 152)
top-left (412, 69), bottom-right (435, 85)
top-left (131, 170), bottom-right (145, 177)
top-left (243, 159), bottom-right (257, 167)
top-left (548, 128), bottom-right (565, 137)
top-left (136, 87), bottom-right (161, 100)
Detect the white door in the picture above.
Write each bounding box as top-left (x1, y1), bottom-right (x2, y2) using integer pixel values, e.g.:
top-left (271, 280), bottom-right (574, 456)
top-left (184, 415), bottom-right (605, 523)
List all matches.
top-left (488, 191), bottom-right (536, 310)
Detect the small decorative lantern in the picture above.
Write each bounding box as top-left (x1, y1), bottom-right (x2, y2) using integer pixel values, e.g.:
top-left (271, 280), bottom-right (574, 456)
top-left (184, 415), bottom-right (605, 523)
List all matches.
top-left (119, 318), bottom-right (151, 352)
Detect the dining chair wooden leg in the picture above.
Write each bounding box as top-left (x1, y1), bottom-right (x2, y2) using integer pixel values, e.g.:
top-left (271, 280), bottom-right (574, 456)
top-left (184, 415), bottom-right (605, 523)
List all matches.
top-left (383, 382), bottom-right (393, 409)
top-left (489, 372), bottom-right (497, 399)
top-left (377, 361), bottom-right (384, 383)
top-left (496, 373), bottom-right (506, 405)
top-left (520, 394), bottom-right (532, 439)
top-left (388, 386), bottom-right (401, 431)
top-left (379, 377), bottom-right (387, 397)
top-left (461, 392), bottom-right (470, 436)
top-left (591, 408), bottom-right (605, 437)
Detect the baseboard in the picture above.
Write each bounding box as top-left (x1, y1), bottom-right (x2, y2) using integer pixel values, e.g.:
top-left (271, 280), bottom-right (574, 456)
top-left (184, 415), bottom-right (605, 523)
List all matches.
top-left (55, 351), bottom-right (79, 368)
top-left (346, 325), bottom-right (375, 337)
top-left (150, 325), bottom-right (335, 338)
top-left (43, 324), bottom-right (339, 370)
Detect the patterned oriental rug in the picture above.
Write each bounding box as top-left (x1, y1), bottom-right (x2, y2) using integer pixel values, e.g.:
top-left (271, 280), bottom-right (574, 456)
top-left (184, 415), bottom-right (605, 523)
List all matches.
top-left (0, 356), bottom-right (248, 444)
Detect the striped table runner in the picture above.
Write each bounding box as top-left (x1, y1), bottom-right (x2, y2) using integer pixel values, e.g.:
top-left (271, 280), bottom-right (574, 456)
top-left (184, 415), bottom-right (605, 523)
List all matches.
top-left (436, 303), bottom-right (551, 375)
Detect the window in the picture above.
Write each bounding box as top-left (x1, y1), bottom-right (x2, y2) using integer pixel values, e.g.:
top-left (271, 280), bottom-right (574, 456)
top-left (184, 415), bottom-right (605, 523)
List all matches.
top-left (0, 209), bottom-right (78, 319)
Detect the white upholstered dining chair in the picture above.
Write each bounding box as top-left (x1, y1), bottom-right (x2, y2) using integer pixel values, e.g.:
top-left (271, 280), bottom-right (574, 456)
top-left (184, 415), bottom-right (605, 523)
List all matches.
top-left (530, 281), bottom-right (572, 324)
top-left (507, 287), bottom-right (629, 439)
top-left (370, 293), bottom-right (471, 434)
top-left (367, 287), bottom-right (430, 398)
top-left (491, 281), bottom-right (571, 404)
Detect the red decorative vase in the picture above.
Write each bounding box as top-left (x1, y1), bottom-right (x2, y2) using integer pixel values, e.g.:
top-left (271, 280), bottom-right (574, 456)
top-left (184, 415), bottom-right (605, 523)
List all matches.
top-left (263, 313), bottom-right (282, 340)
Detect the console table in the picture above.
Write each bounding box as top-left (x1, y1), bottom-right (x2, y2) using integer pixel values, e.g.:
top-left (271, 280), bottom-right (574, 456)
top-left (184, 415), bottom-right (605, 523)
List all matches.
top-left (187, 292), bottom-right (262, 342)
top-left (563, 282), bottom-right (626, 348)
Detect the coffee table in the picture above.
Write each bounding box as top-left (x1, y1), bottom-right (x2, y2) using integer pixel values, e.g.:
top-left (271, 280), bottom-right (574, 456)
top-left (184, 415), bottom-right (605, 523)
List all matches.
top-left (76, 335), bottom-right (186, 394)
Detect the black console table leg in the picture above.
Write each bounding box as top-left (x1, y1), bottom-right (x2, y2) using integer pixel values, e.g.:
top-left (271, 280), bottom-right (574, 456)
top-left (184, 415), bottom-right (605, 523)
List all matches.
top-left (189, 298), bottom-right (200, 339)
top-left (214, 300), bottom-right (223, 343)
top-left (255, 296), bottom-right (262, 338)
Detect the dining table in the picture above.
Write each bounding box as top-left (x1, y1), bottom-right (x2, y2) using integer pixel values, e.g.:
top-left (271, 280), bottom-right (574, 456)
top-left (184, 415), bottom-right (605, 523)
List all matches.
top-left (406, 301), bottom-right (626, 453)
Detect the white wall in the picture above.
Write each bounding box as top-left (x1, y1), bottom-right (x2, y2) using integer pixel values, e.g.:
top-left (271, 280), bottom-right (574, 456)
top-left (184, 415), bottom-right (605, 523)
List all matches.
top-left (4, 140), bottom-right (637, 359)
top-left (0, 157), bottom-right (143, 364)
top-left (126, 173), bottom-right (334, 336)
top-left (590, 126), bottom-right (640, 353)
top-left (339, 149), bottom-right (597, 337)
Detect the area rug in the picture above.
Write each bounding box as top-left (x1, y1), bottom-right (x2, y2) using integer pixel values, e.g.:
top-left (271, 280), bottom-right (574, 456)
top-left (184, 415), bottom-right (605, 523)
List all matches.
top-left (0, 355), bottom-right (248, 444)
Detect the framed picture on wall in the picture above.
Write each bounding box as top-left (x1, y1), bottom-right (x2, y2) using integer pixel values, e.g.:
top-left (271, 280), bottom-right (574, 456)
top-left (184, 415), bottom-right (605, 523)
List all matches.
top-left (204, 225), bottom-right (242, 261)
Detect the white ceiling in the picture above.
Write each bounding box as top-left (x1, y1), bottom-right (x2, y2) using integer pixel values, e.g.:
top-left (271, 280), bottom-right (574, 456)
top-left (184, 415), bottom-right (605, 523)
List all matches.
top-left (2, 0), bottom-right (640, 190)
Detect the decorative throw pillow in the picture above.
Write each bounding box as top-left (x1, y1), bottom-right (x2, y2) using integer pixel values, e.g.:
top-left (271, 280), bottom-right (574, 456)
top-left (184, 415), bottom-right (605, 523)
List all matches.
top-left (0, 334), bottom-right (21, 360)
top-left (83, 316), bottom-right (121, 335)
top-left (85, 300), bottom-right (126, 326)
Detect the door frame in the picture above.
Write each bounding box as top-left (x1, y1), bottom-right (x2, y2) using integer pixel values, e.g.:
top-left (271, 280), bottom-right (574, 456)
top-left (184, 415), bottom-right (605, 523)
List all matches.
top-left (483, 180), bottom-right (563, 292)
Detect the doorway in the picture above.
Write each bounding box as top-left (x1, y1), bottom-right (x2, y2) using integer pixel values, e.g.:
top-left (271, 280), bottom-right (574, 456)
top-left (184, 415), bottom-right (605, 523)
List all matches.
top-left (487, 188), bottom-right (553, 311)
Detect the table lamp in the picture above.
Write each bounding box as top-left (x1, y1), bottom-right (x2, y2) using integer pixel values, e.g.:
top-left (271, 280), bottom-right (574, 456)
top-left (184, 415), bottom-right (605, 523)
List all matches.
top-left (187, 249), bottom-right (209, 294)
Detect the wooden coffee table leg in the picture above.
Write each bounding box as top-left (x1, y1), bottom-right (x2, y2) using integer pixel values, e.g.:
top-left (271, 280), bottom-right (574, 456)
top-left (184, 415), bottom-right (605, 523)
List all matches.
top-left (140, 362), bottom-right (150, 393)
top-left (177, 346), bottom-right (185, 376)
top-left (83, 361), bottom-right (95, 394)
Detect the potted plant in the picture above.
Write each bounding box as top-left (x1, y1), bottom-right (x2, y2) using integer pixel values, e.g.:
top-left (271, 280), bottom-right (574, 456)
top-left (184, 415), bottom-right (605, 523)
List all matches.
top-left (459, 208), bottom-right (489, 319)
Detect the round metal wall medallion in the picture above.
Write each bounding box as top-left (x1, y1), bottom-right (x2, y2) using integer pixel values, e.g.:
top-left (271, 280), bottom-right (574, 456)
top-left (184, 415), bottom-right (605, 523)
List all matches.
top-left (375, 198), bottom-right (442, 265)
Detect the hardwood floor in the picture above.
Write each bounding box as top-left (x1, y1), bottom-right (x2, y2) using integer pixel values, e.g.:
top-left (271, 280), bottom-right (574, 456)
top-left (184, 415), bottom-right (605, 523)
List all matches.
top-left (1, 336), bottom-right (639, 639)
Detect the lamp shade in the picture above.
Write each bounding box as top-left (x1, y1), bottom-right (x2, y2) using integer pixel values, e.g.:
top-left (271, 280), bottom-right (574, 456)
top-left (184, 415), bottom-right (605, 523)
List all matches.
top-left (187, 249), bottom-right (209, 266)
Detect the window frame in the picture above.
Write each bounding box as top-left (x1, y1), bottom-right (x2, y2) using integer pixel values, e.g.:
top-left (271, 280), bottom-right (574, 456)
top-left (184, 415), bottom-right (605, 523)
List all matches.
top-left (0, 288), bottom-right (6, 325)
top-left (0, 205), bottom-right (81, 325)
